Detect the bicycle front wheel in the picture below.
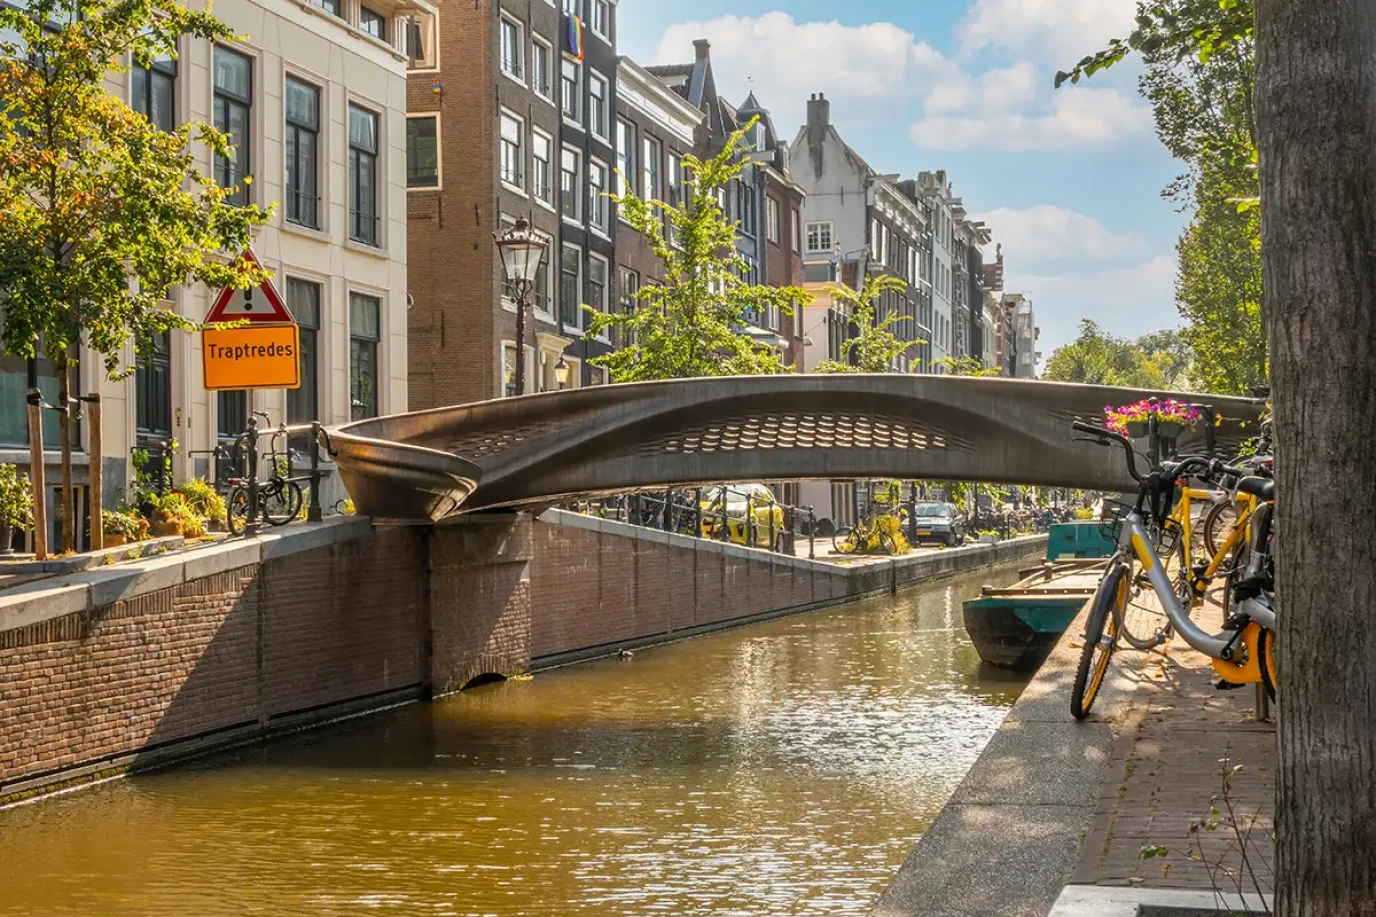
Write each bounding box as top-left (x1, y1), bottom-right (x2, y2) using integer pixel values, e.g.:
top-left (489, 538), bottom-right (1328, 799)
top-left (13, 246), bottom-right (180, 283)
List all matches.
top-left (1072, 563), bottom-right (1127, 720)
top-left (1204, 499), bottom-right (1241, 561)
top-left (227, 486), bottom-right (250, 536)
top-left (263, 481), bottom-right (304, 527)
top-left (832, 526), bottom-right (859, 555)
top-left (1116, 552), bottom-right (1173, 650)
top-left (878, 529), bottom-right (900, 556)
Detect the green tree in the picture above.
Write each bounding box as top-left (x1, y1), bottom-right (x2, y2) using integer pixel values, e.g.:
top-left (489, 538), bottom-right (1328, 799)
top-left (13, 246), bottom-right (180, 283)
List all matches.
top-left (935, 355), bottom-right (1002, 377)
top-left (586, 122), bottom-right (809, 381)
top-left (813, 274), bottom-right (917, 374)
top-left (0, 0), bottom-right (272, 551)
top-left (1042, 320), bottom-right (1168, 389)
top-left (1135, 328), bottom-right (1196, 390)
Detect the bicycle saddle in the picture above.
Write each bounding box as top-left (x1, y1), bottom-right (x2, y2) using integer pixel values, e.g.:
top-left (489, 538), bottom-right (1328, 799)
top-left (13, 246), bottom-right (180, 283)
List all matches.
top-left (1237, 476), bottom-right (1275, 501)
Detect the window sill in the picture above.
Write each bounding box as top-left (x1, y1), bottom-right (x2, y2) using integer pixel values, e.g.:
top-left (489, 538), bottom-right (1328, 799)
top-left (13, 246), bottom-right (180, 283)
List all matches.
top-left (534, 92), bottom-right (556, 108)
top-left (344, 238), bottom-right (389, 259)
top-left (534, 198), bottom-right (557, 213)
top-left (0, 448), bottom-right (90, 465)
top-left (282, 219), bottom-right (331, 244)
top-left (562, 116), bottom-right (583, 131)
top-left (589, 226), bottom-right (612, 242)
top-left (561, 214), bottom-right (583, 228)
top-left (408, 182), bottom-right (441, 192)
top-left (501, 181), bottom-right (529, 198)
top-left (500, 69), bottom-right (527, 89)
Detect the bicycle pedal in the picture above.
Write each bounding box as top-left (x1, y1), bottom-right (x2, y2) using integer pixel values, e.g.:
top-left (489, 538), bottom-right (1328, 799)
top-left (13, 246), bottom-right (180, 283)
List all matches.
top-left (1214, 679), bottom-right (1245, 692)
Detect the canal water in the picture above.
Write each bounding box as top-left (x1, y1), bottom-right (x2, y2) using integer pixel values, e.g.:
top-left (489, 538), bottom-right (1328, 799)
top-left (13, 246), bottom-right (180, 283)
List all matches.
top-left (0, 565), bottom-right (1028, 917)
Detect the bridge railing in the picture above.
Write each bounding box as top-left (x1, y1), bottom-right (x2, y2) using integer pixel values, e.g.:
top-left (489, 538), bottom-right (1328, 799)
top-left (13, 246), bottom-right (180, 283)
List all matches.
top-left (563, 485), bottom-right (819, 560)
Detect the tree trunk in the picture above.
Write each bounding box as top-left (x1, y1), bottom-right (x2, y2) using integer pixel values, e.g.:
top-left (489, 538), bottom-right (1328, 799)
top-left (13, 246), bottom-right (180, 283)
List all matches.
top-left (1255, 2), bottom-right (1376, 914)
top-left (56, 352), bottom-right (74, 554)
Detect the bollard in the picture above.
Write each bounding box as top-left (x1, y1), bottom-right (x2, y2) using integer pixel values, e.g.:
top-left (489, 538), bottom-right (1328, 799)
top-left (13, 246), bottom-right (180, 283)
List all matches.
top-left (694, 488), bottom-right (703, 540)
top-left (26, 389), bottom-right (47, 559)
top-left (245, 416), bottom-right (261, 537)
top-left (807, 506), bottom-right (816, 560)
top-left (308, 421), bottom-right (323, 522)
top-left (746, 494), bottom-right (755, 548)
top-left (84, 394), bottom-right (103, 550)
top-left (768, 499), bottom-right (777, 553)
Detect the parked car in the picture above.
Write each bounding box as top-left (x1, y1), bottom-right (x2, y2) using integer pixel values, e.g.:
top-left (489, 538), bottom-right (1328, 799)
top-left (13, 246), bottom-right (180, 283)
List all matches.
top-left (911, 502), bottom-right (967, 547)
top-left (700, 483), bottom-right (787, 551)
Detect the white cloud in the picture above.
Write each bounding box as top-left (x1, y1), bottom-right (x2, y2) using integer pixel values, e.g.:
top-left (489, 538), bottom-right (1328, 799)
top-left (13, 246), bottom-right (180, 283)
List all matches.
top-left (653, 13), bottom-right (954, 128)
top-left (924, 62), bottom-right (1038, 115)
top-left (1009, 256), bottom-right (1180, 357)
top-left (910, 86), bottom-right (1151, 151)
top-left (975, 205), bottom-right (1149, 262)
top-left (958, 0), bottom-right (1138, 68)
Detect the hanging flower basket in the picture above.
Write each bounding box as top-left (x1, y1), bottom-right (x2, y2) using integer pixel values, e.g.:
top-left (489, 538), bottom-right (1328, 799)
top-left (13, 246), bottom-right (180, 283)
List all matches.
top-left (1125, 420), bottom-right (1150, 439)
top-left (1105, 400), bottom-right (1202, 439)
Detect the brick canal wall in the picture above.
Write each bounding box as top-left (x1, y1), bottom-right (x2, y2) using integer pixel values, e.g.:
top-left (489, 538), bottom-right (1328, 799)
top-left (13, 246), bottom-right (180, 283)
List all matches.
top-left (0, 514), bottom-right (1046, 800)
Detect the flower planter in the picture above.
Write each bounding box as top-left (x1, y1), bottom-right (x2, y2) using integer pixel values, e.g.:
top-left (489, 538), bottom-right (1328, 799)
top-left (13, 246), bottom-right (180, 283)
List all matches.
top-left (149, 519), bottom-right (183, 538)
top-left (0, 524), bottom-right (13, 556)
top-left (103, 532), bottom-right (129, 548)
top-left (1125, 420), bottom-right (1150, 439)
top-left (1155, 420), bottom-right (1188, 440)
top-left (979, 534), bottom-right (1001, 545)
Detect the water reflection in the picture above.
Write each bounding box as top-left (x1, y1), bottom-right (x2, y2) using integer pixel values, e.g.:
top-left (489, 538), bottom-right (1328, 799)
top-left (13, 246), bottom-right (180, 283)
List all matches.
top-left (0, 565), bottom-right (1027, 917)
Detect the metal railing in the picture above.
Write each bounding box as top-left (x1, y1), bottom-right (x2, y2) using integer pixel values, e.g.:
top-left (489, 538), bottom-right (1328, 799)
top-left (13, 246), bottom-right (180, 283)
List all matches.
top-left (565, 485), bottom-right (817, 560)
top-left (189, 416), bottom-right (334, 535)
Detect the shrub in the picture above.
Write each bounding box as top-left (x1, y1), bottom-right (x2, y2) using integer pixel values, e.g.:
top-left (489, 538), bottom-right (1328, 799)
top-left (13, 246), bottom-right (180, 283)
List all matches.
top-left (0, 463), bottom-right (34, 529)
top-left (103, 508), bottom-right (148, 539)
top-left (178, 477), bottom-right (227, 526)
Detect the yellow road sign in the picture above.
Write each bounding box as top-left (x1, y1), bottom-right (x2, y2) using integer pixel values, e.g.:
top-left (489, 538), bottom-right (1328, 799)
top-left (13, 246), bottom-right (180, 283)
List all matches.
top-left (203, 325), bottom-right (301, 391)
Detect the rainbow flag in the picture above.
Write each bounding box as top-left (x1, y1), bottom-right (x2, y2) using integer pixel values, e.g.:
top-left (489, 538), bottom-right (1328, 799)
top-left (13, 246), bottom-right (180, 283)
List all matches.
top-left (566, 15), bottom-right (585, 60)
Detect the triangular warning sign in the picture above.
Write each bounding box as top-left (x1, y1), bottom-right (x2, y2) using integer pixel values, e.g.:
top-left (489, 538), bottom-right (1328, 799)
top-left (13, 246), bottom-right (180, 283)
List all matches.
top-left (206, 250), bottom-right (295, 324)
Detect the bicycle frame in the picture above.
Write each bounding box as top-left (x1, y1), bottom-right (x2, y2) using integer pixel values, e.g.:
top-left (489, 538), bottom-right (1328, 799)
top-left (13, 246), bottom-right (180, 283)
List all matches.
top-left (1176, 488), bottom-right (1259, 599)
top-left (1118, 508), bottom-right (1276, 659)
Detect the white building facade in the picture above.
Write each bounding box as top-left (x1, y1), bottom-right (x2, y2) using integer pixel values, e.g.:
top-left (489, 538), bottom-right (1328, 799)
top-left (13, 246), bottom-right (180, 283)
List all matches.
top-left (0, 0), bottom-right (425, 548)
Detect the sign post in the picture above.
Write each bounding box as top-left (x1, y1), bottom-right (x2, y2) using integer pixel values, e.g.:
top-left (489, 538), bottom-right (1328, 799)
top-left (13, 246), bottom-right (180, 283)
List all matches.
top-left (203, 250), bottom-right (300, 392)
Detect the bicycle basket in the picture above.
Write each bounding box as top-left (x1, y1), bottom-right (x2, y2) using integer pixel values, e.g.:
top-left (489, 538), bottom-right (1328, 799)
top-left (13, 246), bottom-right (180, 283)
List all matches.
top-left (1099, 500), bottom-right (1134, 543)
top-left (1153, 518), bottom-right (1183, 562)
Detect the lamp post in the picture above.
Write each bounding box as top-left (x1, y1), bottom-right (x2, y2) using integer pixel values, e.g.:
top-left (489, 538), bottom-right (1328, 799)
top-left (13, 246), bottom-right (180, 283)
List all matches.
top-left (494, 217), bottom-right (547, 397)
top-left (554, 354), bottom-right (570, 390)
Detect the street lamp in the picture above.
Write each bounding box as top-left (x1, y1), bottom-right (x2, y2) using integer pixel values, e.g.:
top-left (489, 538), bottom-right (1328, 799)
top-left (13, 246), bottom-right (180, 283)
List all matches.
top-left (554, 354), bottom-right (570, 389)
top-left (494, 217), bottom-right (547, 397)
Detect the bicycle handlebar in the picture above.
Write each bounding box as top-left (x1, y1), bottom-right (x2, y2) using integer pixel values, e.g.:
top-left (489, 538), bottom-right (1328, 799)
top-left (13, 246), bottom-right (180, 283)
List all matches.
top-left (1071, 421), bottom-right (1144, 482)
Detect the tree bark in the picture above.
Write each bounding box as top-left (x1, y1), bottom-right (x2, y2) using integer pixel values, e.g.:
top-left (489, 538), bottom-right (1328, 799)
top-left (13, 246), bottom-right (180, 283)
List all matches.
top-left (1255, 2), bottom-right (1376, 914)
top-left (55, 352), bottom-right (74, 554)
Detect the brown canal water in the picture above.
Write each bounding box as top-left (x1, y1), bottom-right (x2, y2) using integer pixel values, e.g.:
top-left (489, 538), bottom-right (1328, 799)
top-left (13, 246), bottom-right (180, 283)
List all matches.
top-left (0, 564), bottom-right (1029, 917)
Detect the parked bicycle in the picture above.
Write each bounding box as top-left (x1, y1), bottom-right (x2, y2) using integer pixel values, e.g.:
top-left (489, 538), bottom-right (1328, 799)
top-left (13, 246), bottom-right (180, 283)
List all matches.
top-left (1068, 421), bottom-right (1277, 720)
top-left (225, 412), bottom-right (306, 535)
top-left (833, 506), bottom-right (904, 556)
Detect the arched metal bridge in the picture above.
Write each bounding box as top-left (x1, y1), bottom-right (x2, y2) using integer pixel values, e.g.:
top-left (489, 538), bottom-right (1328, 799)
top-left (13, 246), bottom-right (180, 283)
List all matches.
top-left (324, 375), bottom-right (1265, 523)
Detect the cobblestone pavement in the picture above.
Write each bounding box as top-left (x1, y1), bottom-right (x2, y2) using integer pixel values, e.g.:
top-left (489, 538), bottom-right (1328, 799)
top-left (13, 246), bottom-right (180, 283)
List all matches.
top-left (1073, 595), bottom-right (1276, 896)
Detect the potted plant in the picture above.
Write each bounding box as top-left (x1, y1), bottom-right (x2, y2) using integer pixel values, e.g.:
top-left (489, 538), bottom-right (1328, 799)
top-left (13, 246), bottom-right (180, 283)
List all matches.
top-left (178, 477), bottom-right (228, 532)
top-left (0, 463), bottom-right (33, 556)
top-left (102, 508), bottom-right (148, 547)
top-left (978, 529), bottom-right (1002, 545)
top-left (1104, 399), bottom-right (1202, 440)
top-left (147, 492), bottom-right (204, 538)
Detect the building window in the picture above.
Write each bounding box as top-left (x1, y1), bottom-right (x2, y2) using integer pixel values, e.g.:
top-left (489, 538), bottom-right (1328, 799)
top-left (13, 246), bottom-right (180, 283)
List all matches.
top-left (0, 347), bottom-right (81, 449)
top-left (286, 279), bottom-right (320, 438)
top-left (766, 196), bottom-right (780, 243)
top-left (308, 0), bottom-right (339, 16)
top-left (349, 293), bottom-right (380, 420)
top-left (806, 221), bottom-right (833, 253)
top-left (587, 252), bottom-right (608, 321)
top-left (534, 238), bottom-right (553, 315)
top-left (132, 55), bottom-right (176, 133)
top-left (589, 365), bottom-right (609, 386)
top-left (284, 77), bottom-right (320, 227)
top-left (642, 136), bottom-right (661, 200)
top-left (348, 104), bottom-right (379, 245)
top-left (617, 267), bottom-right (638, 314)
top-left (360, 6), bottom-right (386, 40)
top-left (212, 47), bottom-right (252, 206)
top-left (615, 118), bottom-right (635, 198)
top-left (587, 71), bottom-right (608, 139)
top-left (404, 10), bottom-right (438, 70)
top-left (406, 115), bottom-right (439, 188)
top-left (561, 0), bottom-right (577, 15)
top-left (589, 158), bottom-right (608, 231)
top-left (134, 332), bottom-right (171, 442)
top-left (560, 58), bottom-right (579, 122)
top-left (217, 390), bottom-right (247, 441)
top-left (532, 128), bottom-right (553, 204)
top-left (560, 243), bottom-right (582, 328)
top-left (531, 35), bottom-right (552, 100)
top-left (560, 145), bottom-right (580, 220)
top-left (499, 15), bottom-right (522, 80)
top-left (500, 111), bottom-right (524, 190)
top-left (738, 181), bottom-right (757, 237)
top-left (589, 0), bottom-right (609, 37)
top-left (792, 209), bottom-right (802, 252)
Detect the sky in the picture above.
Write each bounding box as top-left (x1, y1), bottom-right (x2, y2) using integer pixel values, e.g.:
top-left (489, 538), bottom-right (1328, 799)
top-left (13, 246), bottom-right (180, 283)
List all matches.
top-left (617, 0), bottom-right (1189, 364)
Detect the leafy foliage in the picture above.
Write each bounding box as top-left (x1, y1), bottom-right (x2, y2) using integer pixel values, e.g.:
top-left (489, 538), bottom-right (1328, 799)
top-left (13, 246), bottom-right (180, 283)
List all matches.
top-left (814, 274), bottom-right (917, 374)
top-left (0, 462), bottom-right (33, 529)
top-left (1043, 320), bottom-right (1191, 390)
top-left (586, 121), bottom-right (810, 381)
top-left (0, 0), bottom-right (272, 375)
top-left (935, 355), bottom-right (1002, 377)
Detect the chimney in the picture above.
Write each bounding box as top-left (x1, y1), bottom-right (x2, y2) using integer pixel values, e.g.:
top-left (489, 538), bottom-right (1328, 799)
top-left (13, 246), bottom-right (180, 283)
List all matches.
top-left (807, 93), bottom-right (830, 178)
top-left (694, 38), bottom-right (711, 60)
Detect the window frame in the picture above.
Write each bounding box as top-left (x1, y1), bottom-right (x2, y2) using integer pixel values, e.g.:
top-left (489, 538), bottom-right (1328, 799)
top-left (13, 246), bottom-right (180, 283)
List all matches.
top-left (349, 291), bottom-right (382, 421)
top-left (347, 102), bottom-right (381, 246)
top-left (285, 278), bottom-right (322, 437)
top-left (559, 143), bottom-right (581, 223)
top-left (806, 220), bottom-right (834, 254)
top-left (560, 57), bottom-right (580, 125)
top-left (499, 108), bottom-right (526, 194)
top-left (284, 75), bottom-right (321, 228)
top-left (614, 117), bottom-right (636, 202)
top-left (588, 156), bottom-right (609, 234)
top-left (131, 53), bottom-right (177, 133)
top-left (360, 5), bottom-right (387, 41)
top-left (792, 208), bottom-right (802, 252)
top-left (212, 46), bottom-right (253, 207)
top-left (589, 0), bottom-right (610, 39)
top-left (531, 33), bottom-right (553, 102)
top-left (406, 112), bottom-right (441, 190)
top-left (559, 241), bottom-right (583, 330)
top-left (766, 196), bottom-right (780, 243)
top-left (499, 13), bottom-right (524, 83)
top-left (587, 251), bottom-right (609, 341)
top-left (642, 135), bottom-right (661, 201)
top-left (134, 331), bottom-right (172, 443)
top-left (587, 69), bottom-right (608, 140)
top-left (531, 126), bottom-right (554, 207)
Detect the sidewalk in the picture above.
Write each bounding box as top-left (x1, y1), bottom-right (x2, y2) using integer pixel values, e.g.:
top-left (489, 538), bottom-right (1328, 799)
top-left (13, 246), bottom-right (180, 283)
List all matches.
top-left (1072, 597), bottom-right (1275, 897)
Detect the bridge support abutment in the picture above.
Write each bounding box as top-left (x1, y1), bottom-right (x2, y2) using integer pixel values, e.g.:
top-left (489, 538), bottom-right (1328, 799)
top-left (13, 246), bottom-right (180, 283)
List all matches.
top-left (426, 513), bottom-right (534, 698)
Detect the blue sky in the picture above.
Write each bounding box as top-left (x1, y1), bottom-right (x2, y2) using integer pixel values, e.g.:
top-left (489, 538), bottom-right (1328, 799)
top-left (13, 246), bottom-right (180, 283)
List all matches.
top-left (618, 0), bottom-right (1188, 363)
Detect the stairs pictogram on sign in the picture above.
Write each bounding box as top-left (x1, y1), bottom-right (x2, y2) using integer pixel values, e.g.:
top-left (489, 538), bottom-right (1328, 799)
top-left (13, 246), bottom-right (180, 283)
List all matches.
top-left (205, 250), bottom-right (295, 324)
